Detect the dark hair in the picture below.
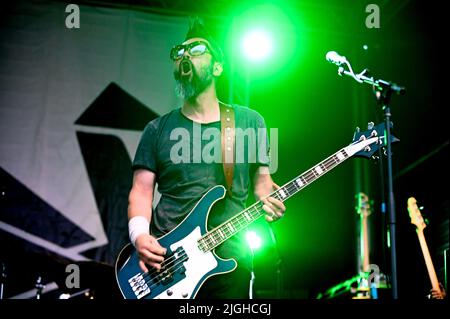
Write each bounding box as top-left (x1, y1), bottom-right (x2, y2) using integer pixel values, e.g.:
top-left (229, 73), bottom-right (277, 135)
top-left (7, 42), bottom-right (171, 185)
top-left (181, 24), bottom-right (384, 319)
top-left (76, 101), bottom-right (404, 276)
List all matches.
top-left (184, 17), bottom-right (224, 63)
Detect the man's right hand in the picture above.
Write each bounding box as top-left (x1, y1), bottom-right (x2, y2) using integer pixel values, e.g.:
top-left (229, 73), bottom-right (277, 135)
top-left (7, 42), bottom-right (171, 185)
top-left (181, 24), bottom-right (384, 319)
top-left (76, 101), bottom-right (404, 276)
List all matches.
top-left (135, 233), bottom-right (167, 273)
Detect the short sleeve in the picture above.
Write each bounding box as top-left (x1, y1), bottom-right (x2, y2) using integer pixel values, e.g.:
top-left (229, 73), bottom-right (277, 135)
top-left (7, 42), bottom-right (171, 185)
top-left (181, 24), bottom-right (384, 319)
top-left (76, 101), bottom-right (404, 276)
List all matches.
top-left (253, 111), bottom-right (270, 168)
top-left (132, 122), bottom-right (158, 173)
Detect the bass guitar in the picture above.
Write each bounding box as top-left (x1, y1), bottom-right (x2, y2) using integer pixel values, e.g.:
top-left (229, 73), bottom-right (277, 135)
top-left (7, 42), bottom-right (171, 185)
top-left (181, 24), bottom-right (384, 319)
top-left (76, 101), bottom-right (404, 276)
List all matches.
top-left (115, 122), bottom-right (396, 299)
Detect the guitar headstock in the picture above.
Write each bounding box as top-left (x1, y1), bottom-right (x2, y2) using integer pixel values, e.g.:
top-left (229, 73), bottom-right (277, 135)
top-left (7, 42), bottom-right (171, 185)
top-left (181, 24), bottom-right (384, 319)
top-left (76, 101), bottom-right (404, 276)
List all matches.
top-left (350, 122), bottom-right (399, 159)
top-left (407, 197), bottom-right (426, 232)
top-left (356, 192), bottom-right (372, 217)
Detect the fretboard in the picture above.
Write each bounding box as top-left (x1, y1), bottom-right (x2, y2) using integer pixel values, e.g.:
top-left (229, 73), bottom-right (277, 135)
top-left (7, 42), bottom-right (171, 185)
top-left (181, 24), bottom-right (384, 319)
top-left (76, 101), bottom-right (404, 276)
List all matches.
top-left (197, 147), bottom-right (351, 252)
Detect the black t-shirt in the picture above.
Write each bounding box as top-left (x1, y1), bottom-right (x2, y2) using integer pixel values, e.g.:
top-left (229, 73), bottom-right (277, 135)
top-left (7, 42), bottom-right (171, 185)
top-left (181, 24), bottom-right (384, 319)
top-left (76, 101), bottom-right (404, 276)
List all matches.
top-left (132, 104), bottom-right (270, 270)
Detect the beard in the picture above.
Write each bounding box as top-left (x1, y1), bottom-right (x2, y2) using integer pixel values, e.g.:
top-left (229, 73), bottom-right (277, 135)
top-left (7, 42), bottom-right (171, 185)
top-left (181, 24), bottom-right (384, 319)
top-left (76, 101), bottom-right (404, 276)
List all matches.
top-left (174, 60), bottom-right (214, 101)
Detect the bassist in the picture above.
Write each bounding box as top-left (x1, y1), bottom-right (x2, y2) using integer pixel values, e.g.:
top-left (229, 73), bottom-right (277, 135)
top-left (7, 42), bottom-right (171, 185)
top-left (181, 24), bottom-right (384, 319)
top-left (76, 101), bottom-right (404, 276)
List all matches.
top-left (127, 18), bottom-right (285, 299)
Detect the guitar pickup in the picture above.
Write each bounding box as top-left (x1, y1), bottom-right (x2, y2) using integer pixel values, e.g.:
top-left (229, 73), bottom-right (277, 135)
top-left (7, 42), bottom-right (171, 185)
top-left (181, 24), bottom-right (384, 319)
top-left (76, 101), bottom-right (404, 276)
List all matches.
top-left (158, 269), bottom-right (174, 284)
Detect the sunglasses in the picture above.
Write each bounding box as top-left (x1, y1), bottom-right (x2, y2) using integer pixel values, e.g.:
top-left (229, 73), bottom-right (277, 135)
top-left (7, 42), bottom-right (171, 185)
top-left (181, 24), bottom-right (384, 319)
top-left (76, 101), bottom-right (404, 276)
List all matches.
top-left (170, 41), bottom-right (212, 61)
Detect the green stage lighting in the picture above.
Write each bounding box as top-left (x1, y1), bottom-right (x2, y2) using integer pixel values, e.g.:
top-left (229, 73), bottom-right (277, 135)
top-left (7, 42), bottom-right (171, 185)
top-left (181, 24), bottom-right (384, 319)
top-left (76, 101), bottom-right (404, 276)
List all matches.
top-left (242, 30), bottom-right (273, 62)
top-left (246, 230), bottom-right (262, 250)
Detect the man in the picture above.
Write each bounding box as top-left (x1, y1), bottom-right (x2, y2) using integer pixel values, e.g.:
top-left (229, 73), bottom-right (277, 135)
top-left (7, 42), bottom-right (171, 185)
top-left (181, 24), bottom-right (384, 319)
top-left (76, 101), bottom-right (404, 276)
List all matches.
top-left (127, 18), bottom-right (285, 298)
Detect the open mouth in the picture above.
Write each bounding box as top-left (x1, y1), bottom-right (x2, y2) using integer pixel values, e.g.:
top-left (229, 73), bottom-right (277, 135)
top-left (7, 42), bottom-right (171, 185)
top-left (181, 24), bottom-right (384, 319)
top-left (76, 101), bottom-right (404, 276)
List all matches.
top-left (180, 61), bottom-right (192, 76)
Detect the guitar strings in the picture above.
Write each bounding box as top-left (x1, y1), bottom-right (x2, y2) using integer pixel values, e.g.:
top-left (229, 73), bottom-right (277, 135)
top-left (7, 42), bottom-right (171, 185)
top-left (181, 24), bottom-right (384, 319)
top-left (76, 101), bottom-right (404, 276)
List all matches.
top-left (144, 256), bottom-right (195, 292)
top-left (201, 154), bottom-right (343, 251)
top-left (200, 201), bottom-right (265, 250)
top-left (141, 252), bottom-right (189, 291)
top-left (140, 250), bottom-right (188, 283)
top-left (200, 154), bottom-right (342, 251)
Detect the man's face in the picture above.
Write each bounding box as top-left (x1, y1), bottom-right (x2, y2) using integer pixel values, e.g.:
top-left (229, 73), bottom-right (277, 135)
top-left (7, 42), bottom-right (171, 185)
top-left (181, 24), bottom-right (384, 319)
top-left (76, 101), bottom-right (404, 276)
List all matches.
top-left (173, 37), bottom-right (216, 101)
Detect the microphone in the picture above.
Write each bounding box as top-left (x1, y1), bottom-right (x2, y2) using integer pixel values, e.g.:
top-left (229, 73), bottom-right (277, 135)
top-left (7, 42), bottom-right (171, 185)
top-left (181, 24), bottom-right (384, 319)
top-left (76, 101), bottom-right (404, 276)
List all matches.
top-left (326, 51), bottom-right (347, 66)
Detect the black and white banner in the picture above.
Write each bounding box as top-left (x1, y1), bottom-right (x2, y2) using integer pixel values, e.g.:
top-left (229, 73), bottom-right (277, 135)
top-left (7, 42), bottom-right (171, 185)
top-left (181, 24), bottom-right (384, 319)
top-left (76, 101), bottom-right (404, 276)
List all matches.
top-left (0, 0), bottom-right (184, 298)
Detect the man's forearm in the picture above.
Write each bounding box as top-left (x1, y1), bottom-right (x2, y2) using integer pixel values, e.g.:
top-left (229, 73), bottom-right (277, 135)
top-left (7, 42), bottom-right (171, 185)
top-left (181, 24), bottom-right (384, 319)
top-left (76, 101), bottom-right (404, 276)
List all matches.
top-left (128, 188), bottom-right (153, 246)
top-left (128, 188), bottom-right (153, 221)
top-left (253, 166), bottom-right (274, 200)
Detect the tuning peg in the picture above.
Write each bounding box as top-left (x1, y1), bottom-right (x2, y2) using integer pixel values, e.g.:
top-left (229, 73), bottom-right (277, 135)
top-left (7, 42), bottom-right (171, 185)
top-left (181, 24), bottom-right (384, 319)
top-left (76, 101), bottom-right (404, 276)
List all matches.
top-left (367, 122), bottom-right (374, 130)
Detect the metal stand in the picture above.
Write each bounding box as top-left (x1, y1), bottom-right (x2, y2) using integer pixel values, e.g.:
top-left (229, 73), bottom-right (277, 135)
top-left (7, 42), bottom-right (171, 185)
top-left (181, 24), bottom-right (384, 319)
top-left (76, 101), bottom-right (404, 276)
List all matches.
top-left (268, 223), bottom-right (283, 298)
top-left (374, 87), bottom-right (399, 299)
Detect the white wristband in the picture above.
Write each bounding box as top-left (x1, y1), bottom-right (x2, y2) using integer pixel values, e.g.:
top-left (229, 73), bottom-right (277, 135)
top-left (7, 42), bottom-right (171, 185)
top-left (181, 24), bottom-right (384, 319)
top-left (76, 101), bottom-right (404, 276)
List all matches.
top-left (128, 216), bottom-right (150, 247)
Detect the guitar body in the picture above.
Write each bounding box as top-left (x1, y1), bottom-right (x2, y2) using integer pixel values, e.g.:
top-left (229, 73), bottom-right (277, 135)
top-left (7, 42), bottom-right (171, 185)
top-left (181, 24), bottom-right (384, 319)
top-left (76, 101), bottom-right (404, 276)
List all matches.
top-left (115, 185), bottom-right (237, 299)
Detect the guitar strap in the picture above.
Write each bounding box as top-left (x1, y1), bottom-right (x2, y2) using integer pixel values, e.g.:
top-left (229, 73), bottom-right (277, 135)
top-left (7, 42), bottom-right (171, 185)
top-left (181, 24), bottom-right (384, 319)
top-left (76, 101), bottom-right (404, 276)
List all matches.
top-left (219, 102), bottom-right (235, 196)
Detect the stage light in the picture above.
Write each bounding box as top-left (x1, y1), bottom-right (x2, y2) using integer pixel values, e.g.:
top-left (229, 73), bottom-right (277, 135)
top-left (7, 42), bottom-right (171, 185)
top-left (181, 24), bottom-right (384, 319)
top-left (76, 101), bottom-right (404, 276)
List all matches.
top-left (245, 230), bottom-right (262, 250)
top-left (242, 30), bottom-right (273, 62)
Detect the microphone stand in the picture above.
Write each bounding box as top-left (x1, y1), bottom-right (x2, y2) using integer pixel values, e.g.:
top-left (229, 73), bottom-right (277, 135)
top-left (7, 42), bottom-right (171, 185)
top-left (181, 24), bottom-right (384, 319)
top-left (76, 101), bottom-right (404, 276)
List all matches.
top-left (335, 61), bottom-right (405, 299)
top-left (268, 223), bottom-right (283, 298)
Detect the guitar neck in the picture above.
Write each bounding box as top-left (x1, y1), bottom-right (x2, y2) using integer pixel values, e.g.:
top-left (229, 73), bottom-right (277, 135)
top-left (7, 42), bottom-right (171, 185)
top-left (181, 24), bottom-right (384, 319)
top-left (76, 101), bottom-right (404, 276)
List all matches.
top-left (361, 215), bottom-right (370, 273)
top-left (199, 147), bottom-right (351, 252)
top-left (417, 230), bottom-right (441, 292)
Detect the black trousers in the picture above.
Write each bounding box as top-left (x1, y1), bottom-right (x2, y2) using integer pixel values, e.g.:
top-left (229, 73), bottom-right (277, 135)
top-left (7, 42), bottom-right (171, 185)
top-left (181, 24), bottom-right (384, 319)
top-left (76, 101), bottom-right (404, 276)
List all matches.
top-left (195, 267), bottom-right (251, 299)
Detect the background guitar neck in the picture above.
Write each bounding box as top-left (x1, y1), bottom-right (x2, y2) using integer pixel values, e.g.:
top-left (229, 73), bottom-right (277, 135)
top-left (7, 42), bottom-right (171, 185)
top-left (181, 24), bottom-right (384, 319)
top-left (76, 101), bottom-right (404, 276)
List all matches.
top-left (361, 214), bottom-right (370, 273)
top-left (356, 193), bottom-right (371, 274)
top-left (416, 230), bottom-right (441, 292)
